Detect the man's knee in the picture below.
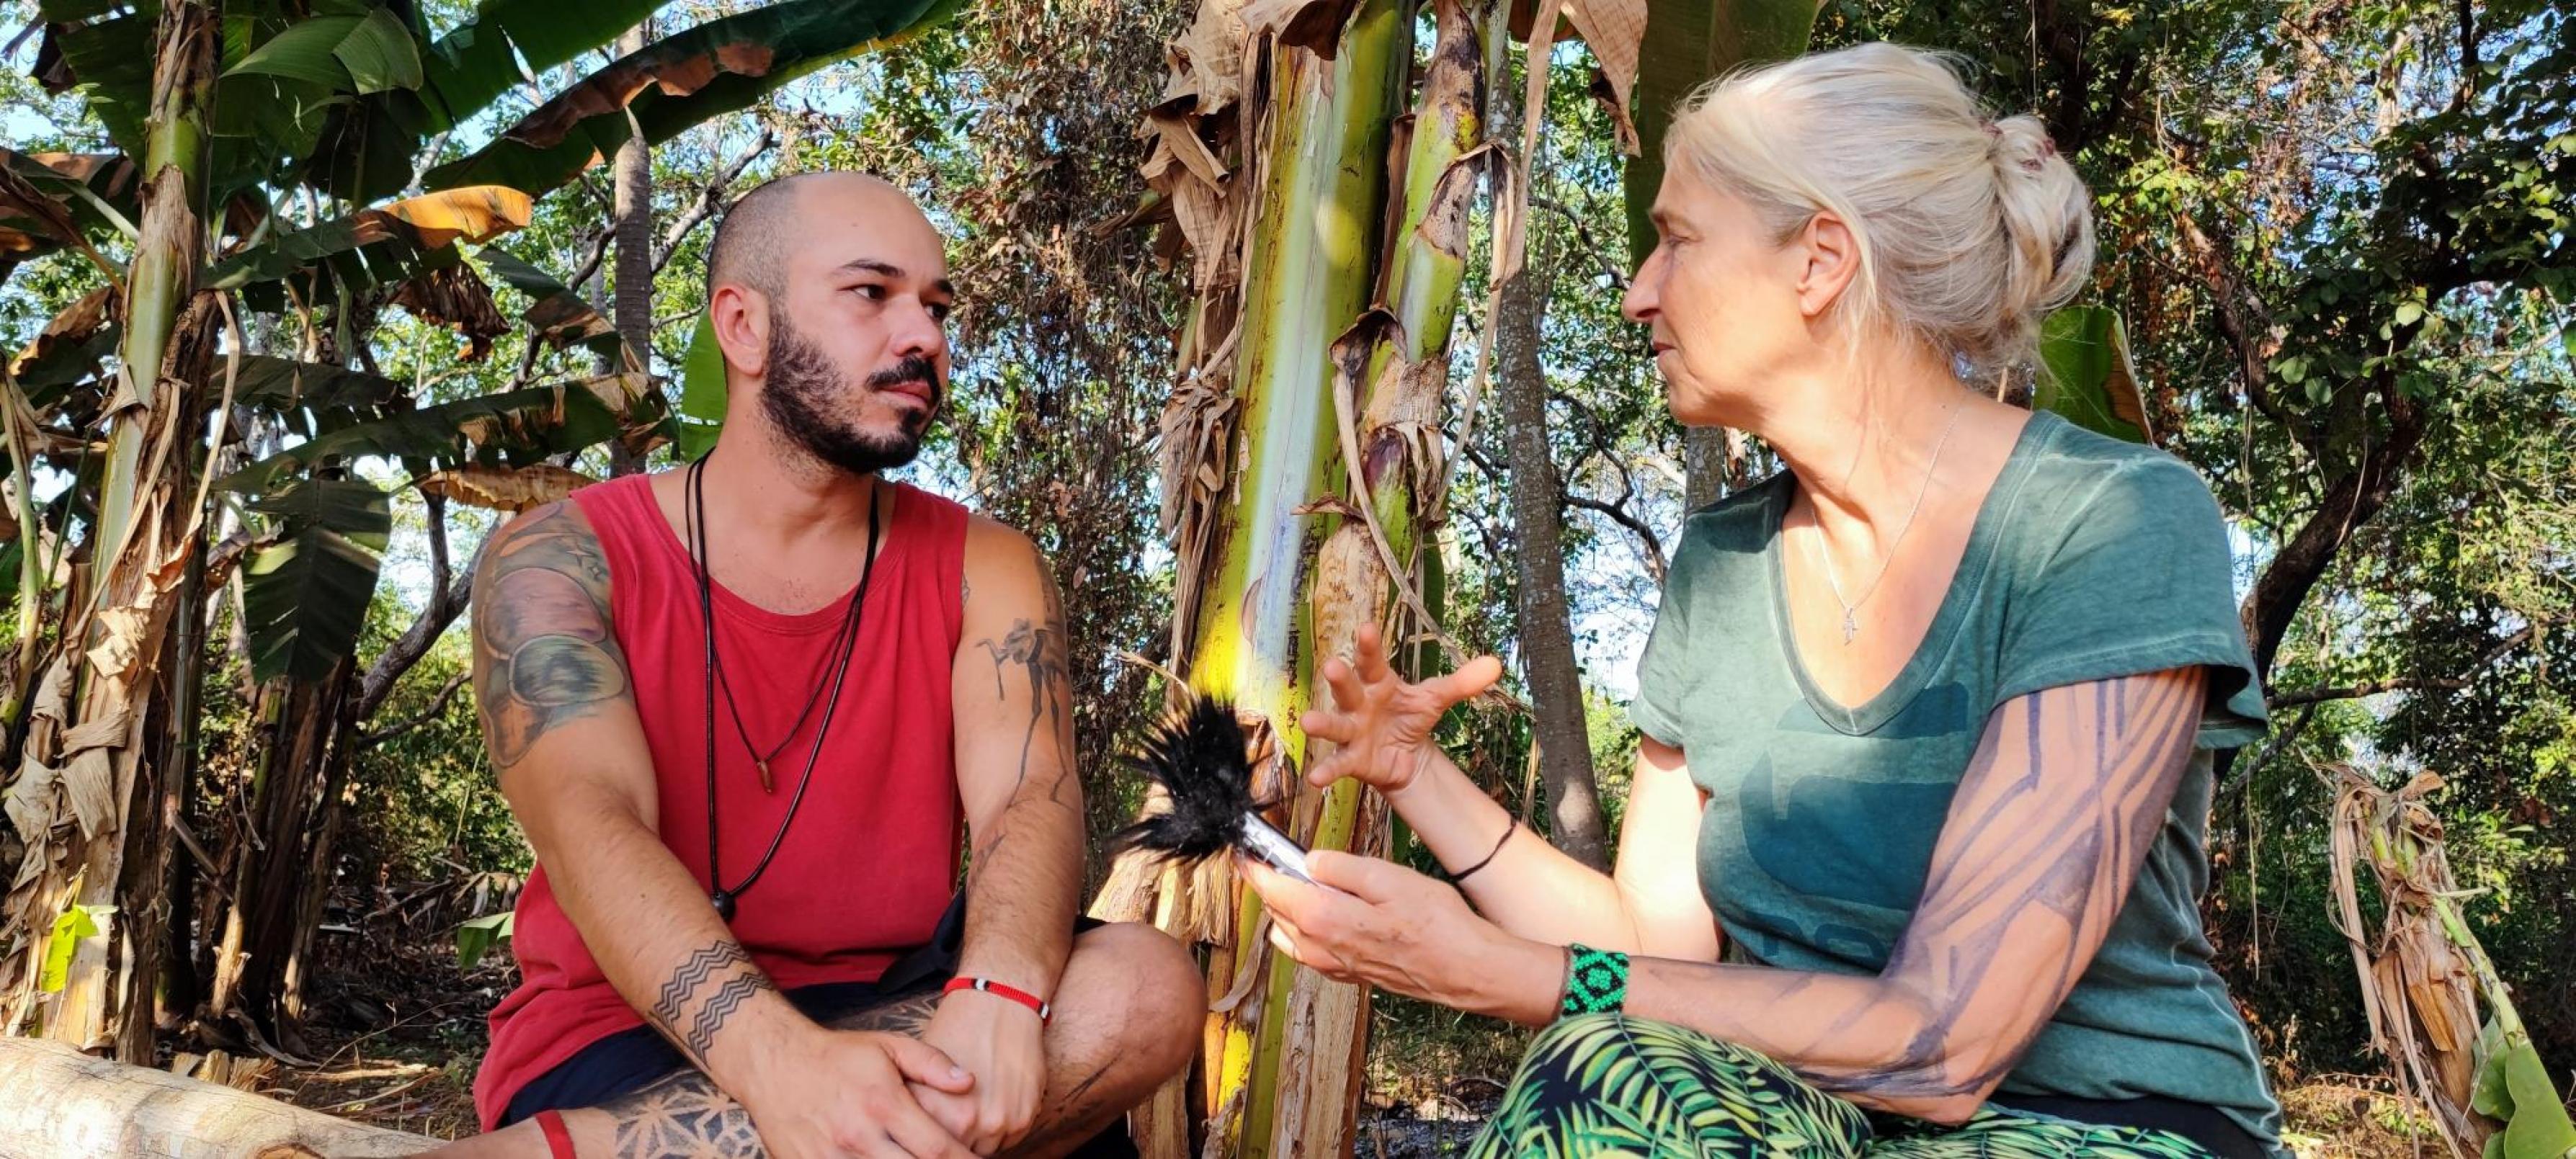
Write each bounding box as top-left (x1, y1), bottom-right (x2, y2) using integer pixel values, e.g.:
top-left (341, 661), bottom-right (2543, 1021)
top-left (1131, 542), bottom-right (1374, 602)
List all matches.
top-left (1071, 921), bottom-right (1203, 1075)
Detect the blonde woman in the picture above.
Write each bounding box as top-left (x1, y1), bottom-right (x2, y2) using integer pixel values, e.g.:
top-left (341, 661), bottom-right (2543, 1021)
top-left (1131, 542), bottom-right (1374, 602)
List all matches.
top-left (1239, 43), bottom-right (2284, 1158)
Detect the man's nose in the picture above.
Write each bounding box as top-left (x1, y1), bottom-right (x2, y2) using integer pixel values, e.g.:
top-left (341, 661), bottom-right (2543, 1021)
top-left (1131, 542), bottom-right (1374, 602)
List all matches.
top-left (888, 298), bottom-right (946, 362)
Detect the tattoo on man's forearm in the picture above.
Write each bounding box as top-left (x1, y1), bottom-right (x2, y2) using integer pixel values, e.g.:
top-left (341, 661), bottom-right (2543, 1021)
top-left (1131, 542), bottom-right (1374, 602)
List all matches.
top-left (598, 990), bottom-right (942, 1156)
top-left (687, 974), bottom-right (775, 1061)
top-left (654, 943), bottom-right (757, 1027)
top-left (649, 941), bottom-right (775, 1067)
top-left (471, 503), bottom-right (632, 768)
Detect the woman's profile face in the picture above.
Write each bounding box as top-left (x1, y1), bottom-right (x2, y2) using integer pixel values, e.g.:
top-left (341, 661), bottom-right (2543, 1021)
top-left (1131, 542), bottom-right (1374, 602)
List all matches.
top-left (1621, 168), bottom-right (1819, 429)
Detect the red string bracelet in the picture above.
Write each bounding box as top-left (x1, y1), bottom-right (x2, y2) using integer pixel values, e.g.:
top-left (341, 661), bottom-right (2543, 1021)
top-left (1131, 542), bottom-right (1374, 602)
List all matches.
top-left (942, 975), bottom-right (1052, 1024)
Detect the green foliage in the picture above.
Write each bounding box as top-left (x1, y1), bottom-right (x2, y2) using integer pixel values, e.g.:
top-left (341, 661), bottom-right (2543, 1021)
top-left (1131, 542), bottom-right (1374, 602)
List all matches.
top-left (242, 478), bottom-right (392, 681)
top-left (677, 310), bottom-right (724, 457)
top-left (1624, 0), bottom-right (1821, 267)
top-left (454, 911), bottom-right (513, 970)
top-left (2036, 305), bottom-right (2151, 444)
top-left (226, 9), bottom-right (424, 95)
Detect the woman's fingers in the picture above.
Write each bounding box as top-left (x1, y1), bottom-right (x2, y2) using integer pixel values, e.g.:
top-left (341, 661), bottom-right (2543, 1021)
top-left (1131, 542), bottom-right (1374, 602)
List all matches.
top-left (1354, 624), bottom-right (1393, 685)
top-left (1301, 706), bottom-right (1355, 744)
top-left (1319, 654), bottom-right (1372, 715)
top-left (1426, 654), bottom-right (1505, 707)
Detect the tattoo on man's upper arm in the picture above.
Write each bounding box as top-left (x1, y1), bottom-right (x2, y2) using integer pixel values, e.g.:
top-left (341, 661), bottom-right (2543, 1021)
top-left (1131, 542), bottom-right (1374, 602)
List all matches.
top-left (471, 504), bottom-right (632, 768)
top-left (969, 548), bottom-right (1077, 808)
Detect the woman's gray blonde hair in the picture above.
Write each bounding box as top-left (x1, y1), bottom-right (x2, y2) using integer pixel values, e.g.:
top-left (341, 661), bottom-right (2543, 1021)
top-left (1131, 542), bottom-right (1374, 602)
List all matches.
top-left (1666, 42), bottom-right (2098, 383)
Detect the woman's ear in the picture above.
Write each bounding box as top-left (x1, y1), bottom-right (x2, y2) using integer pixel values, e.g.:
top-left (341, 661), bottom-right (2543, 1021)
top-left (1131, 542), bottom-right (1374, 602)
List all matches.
top-left (709, 282), bottom-right (772, 378)
top-left (1793, 210), bottom-right (1862, 321)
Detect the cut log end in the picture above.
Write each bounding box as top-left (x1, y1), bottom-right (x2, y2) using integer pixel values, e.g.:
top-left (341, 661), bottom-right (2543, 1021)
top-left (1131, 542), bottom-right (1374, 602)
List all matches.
top-left (0, 1037), bottom-right (437, 1158)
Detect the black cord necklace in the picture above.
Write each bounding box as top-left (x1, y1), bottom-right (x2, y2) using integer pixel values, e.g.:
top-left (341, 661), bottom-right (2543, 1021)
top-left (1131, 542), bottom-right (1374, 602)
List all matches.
top-left (685, 453), bottom-right (883, 922)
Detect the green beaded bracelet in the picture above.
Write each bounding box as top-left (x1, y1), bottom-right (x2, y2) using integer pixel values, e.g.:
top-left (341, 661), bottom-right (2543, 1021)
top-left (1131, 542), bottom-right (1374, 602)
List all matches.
top-left (1559, 944), bottom-right (1629, 1018)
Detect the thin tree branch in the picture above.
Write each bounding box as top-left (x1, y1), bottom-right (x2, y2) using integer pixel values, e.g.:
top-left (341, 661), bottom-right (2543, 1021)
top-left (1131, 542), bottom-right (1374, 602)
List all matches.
top-left (1564, 493), bottom-right (1667, 587)
top-left (352, 498), bottom-right (482, 722)
top-left (2223, 702), bottom-right (2320, 795)
top-left (2266, 624), bottom-right (2539, 709)
top-left (2173, 203), bottom-right (2301, 447)
top-left (356, 671), bottom-right (471, 749)
top-left (1528, 196), bottom-right (1628, 291)
top-left (2453, 0), bottom-right (2478, 110)
top-left (654, 128), bottom-right (776, 277)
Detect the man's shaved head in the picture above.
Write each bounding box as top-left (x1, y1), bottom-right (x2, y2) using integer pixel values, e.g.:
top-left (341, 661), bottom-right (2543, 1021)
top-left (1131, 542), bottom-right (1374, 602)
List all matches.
top-left (708, 170), bottom-right (912, 299)
top-left (702, 169), bottom-right (954, 480)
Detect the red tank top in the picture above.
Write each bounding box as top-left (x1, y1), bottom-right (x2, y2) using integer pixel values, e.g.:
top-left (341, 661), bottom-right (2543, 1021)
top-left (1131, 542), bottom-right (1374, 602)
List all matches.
top-left (474, 473), bottom-right (967, 1128)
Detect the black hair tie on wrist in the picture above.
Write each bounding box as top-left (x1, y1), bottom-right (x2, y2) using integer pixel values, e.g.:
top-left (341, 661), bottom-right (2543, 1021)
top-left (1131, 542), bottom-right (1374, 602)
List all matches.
top-left (1445, 816), bottom-right (1517, 885)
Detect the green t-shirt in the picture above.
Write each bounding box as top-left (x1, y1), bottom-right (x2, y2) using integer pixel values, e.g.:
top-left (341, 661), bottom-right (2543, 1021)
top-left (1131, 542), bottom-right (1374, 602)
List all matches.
top-left (1631, 411), bottom-right (2283, 1150)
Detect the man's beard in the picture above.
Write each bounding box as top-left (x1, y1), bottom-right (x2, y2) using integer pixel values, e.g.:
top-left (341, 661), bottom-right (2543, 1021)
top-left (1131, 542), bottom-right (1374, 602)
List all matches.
top-left (757, 319), bottom-right (941, 478)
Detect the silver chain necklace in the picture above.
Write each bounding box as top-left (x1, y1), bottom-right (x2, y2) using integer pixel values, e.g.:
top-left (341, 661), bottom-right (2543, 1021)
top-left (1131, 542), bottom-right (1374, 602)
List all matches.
top-left (1808, 403), bottom-right (1966, 645)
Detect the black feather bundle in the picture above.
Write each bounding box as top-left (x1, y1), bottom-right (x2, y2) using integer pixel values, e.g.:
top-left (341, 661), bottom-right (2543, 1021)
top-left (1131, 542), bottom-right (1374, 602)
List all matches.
top-left (1113, 694), bottom-right (1275, 864)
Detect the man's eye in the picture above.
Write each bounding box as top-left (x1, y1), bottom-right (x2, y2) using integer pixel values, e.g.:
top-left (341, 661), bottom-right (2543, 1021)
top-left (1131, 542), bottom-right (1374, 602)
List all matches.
top-left (929, 303), bottom-right (953, 322)
top-left (854, 285), bottom-right (886, 300)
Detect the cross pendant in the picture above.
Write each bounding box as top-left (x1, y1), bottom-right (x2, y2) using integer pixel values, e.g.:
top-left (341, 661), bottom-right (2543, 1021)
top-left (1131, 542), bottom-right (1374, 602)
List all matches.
top-left (1840, 609), bottom-right (1858, 644)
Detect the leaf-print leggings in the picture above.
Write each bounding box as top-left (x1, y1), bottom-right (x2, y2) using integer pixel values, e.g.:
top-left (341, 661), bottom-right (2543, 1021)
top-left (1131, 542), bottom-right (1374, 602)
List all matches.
top-left (1468, 1013), bottom-right (2222, 1158)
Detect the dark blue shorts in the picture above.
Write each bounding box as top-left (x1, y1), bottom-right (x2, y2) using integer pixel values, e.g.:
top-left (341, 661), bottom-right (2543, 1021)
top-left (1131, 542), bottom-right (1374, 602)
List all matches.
top-left (501, 895), bottom-right (1129, 1155)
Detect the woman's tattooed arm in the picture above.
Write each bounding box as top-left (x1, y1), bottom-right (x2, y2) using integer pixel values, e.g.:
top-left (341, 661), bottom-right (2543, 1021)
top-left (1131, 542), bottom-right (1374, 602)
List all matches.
top-left (1615, 667), bottom-right (2209, 1122)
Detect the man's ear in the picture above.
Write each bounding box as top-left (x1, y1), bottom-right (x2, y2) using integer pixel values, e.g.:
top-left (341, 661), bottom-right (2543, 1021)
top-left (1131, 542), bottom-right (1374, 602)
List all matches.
top-left (709, 282), bottom-right (771, 378)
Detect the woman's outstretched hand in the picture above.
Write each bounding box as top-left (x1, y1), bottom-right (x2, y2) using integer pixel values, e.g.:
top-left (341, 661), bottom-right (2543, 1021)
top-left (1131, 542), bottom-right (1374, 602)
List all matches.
top-left (1301, 625), bottom-right (1504, 800)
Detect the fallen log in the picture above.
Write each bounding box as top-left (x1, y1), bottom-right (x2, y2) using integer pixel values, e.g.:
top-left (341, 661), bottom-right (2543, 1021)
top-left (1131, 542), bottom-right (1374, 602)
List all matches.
top-left (0, 1037), bottom-right (436, 1157)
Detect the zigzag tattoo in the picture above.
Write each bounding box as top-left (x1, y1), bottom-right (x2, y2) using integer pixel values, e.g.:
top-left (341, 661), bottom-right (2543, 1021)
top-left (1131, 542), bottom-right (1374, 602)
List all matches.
top-left (654, 943), bottom-right (757, 1028)
top-left (686, 974), bottom-right (775, 1062)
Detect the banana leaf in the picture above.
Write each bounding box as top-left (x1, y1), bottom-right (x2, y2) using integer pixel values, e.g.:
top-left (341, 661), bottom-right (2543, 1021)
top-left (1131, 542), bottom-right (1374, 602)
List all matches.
top-left (32, 8), bottom-right (156, 157)
top-left (676, 310), bottom-right (725, 457)
top-left (241, 477), bottom-right (391, 681)
top-left (225, 8), bottom-right (422, 94)
top-left (219, 372), bottom-right (665, 493)
top-left (476, 246), bottom-right (625, 365)
top-left (419, 0), bottom-right (963, 200)
top-left (232, 355), bottom-right (406, 420)
top-left (213, 186), bottom-right (533, 312)
top-left (2036, 305), bottom-right (2154, 444)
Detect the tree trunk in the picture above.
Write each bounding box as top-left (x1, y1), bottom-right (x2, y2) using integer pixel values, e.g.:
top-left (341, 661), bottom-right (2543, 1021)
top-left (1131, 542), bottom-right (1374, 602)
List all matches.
top-left (2240, 391), bottom-right (2425, 680)
top-left (0, 1037), bottom-right (432, 1157)
top-left (607, 21), bottom-right (656, 478)
top-left (1494, 246), bottom-right (1609, 869)
top-left (1682, 427), bottom-right (1730, 509)
top-left (205, 661), bottom-right (355, 1055)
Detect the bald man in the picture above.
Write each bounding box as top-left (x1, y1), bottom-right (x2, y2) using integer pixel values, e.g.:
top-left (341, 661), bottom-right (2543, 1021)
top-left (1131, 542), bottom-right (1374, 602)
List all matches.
top-left (440, 172), bottom-right (1200, 1159)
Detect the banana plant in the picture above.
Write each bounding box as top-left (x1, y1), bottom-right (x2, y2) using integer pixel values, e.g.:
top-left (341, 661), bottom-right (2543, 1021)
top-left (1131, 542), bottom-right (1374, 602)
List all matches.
top-left (5, 0), bottom-right (964, 1057)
